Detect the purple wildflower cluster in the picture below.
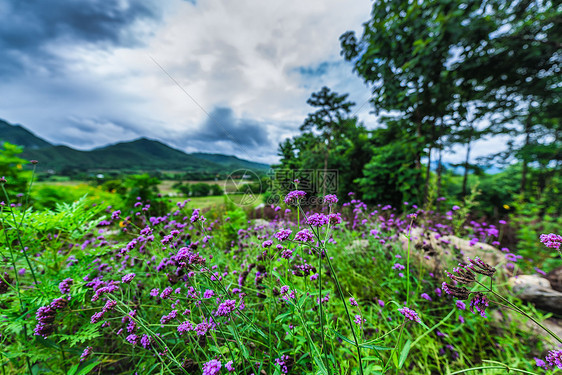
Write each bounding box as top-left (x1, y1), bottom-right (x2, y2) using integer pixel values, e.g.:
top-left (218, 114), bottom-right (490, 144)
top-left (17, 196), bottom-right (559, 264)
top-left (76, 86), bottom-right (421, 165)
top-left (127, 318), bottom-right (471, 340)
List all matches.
top-left (58, 278), bottom-right (73, 295)
top-left (295, 229), bottom-right (315, 243)
top-left (306, 213), bottom-right (329, 227)
top-left (398, 307), bottom-right (421, 323)
top-left (202, 359), bottom-right (222, 375)
top-left (34, 297), bottom-right (69, 337)
top-left (275, 229), bottom-right (292, 241)
top-left (323, 194), bottom-right (338, 205)
top-left (80, 346), bottom-right (93, 362)
top-left (540, 233), bottom-right (562, 250)
top-left (284, 190), bottom-right (306, 205)
top-left (215, 299), bottom-right (237, 317)
top-left (275, 354), bottom-right (290, 373)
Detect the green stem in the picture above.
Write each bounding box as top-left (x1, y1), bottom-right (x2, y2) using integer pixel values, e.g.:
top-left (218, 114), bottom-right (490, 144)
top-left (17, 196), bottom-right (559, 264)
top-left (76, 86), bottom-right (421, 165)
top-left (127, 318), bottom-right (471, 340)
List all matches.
top-left (448, 365), bottom-right (537, 374)
top-left (477, 281), bottom-right (562, 344)
top-left (323, 252), bottom-right (364, 374)
top-left (1, 184), bottom-right (39, 285)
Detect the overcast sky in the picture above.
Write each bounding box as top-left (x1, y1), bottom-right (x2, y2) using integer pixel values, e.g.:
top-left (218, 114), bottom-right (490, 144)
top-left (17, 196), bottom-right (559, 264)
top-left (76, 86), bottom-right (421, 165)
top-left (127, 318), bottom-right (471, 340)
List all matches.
top-left (0, 0), bottom-right (504, 164)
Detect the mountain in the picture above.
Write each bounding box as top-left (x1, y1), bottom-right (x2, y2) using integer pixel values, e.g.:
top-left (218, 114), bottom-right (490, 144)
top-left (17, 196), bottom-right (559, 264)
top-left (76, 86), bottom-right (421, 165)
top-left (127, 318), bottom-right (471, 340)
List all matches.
top-left (0, 119), bottom-right (269, 174)
top-left (0, 119), bottom-right (53, 150)
top-left (192, 153), bottom-right (269, 171)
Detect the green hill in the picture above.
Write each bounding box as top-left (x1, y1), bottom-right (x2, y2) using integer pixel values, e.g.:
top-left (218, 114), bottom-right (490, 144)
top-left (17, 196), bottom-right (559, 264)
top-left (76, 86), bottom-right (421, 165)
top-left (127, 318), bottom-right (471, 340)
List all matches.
top-left (0, 119), bottom-right (269, 174)
top-left (191, 152), bottom-right (269, 171)
top-left (0, 119), bottom-right (53, 150)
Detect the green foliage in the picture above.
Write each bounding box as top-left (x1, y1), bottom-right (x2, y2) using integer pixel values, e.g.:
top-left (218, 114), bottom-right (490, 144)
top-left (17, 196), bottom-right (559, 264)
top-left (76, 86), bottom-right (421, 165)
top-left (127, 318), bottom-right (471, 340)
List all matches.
top-left (0, 142), bottom-right (31, 199)
top-left (276, 87), bottom-right (373, 199)
top-left (357, 131), bottom-right (424, 207)
top-left (511, 188), bottom-right (562, 272)
top-left (121, 174), bottom-right (168, 216)
top-left (0, 170), bottom-right (552, 374)
top-left (190, 182), bottom-right (211, 197)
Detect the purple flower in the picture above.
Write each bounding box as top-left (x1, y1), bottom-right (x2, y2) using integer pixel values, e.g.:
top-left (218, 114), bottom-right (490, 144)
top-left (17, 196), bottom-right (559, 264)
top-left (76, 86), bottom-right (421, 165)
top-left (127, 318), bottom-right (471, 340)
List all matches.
top-left (122, 273), bottom-right (136, 283)
top-left (546, 350), bottom-right (562, 369)
top-left (420, 293), bottom-right (432, 301)
top-left (111, 210), bottom-right (121, 220)
top-left (160, 287), bottom-right (173, 299)
top-left (178, 320), bottom-right (193, 334)
top-left (534, 357), bottom-right (548, 369)
top-left (306, 213), bottom-right (329, 227)
top-left (225, 360), bottom-right (235, 372)
top-left (160, 310), bottom-right (178, 325)
top-left (354, 314), bottom-right (365, 325)
top-left (90, 311), bottom-right (104, 324)
top-left (103, 300), bottom-right (117, 312)
top-left (323, 194), bottom-right (338, 205)
top-left (328, 213), bottom-right (342, 225)
top-left (295, 229), bottom-right (314, 243)
top-left (215, 299), bottom-right (237, 316)
top-left (203, 289), bottom-right (215, 299)
top-left (126, 334), bottom-right (139, 346)
top-left (58, 278), bottom-right (73, 295)
top-left (262, 240), bottom-right (273, 248)
top-left (202, 359), bottom-right (222, 375)
top-left (398, 307), bottom-right (421, 323)
top-left (392, 263), bottom-right (405, 271)
top-left (469, 293), bottom-right (489, 317)
top-left (349, 297), bottom-right (358, 307)
top-left (452, 205), bottom-right (460, 211)
top-left (80, 346), bottom-right (93, 362)
top-left (540, 233), bottom-right (562, 250)
top-left (284, 190), bottom-right (306, 205)
top-left (275, 229), bottom-right (292, 241)
top-left (455, 300), bottom-right (466, 310)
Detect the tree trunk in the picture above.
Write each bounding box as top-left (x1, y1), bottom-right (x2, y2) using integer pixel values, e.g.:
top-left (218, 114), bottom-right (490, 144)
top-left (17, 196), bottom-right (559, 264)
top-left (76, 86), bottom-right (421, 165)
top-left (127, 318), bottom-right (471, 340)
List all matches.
top-left (436, 147), bottom-right (443, 211)
top-left (520, 116), bottom-right (532, 196)
top-left (424, 147), bottom-right (432, 204)
top-left (322, 140), bottom-right (330, 200)
top-left (462, 134), bottom-right (472, 197)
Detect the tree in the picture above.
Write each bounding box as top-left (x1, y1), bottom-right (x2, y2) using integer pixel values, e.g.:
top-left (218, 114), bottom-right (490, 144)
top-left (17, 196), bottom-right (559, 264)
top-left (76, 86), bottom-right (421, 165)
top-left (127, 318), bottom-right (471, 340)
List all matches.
top-left (0, 142), bottom-right (30, 200)
top-left (191, 183), bottom-right (211, 197)
top-left (451, 0), bottom-right (561, 196)
top-left (340, 0), bottom-right (477, 201)
top-left (300, 87), bottom-right (356, 197)
top-left (275, 87), bottom-right (373, 200)
top-left (357, 122), bottom-right (424, 207)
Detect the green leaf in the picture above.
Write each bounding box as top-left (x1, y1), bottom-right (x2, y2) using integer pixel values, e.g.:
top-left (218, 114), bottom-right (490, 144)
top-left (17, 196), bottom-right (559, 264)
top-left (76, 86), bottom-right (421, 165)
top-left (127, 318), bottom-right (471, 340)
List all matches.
top-left (67, 364), bottom-right (79, 375)
top-left (398, 339), bottom-right (412, 369)
top-left (76, 361), bottom-right (100, 375)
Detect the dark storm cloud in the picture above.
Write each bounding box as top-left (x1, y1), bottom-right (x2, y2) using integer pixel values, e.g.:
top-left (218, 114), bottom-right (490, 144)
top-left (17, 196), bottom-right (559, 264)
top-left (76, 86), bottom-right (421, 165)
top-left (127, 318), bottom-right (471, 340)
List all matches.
top-left (191, 107), bottom-right (271, 149)
top-left (0, 0), bottom-right (160, 76)
top-left (49, 117), bottom-right (146, 148)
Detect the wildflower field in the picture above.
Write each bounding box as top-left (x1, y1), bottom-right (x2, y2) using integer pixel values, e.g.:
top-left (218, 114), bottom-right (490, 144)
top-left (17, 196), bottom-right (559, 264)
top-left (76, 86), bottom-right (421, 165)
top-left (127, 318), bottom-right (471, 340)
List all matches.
top-left (1, 168), bottom-right (562, 375)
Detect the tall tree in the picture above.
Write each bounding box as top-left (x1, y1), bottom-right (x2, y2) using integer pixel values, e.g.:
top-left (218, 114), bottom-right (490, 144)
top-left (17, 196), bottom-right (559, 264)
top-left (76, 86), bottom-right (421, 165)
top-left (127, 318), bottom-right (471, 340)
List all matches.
top-left (340, 0), bottom-right (475, 201)
top-left (300, 87), bottom-right (356, 198)
top-left (452, 0), bottom-right (561, 196)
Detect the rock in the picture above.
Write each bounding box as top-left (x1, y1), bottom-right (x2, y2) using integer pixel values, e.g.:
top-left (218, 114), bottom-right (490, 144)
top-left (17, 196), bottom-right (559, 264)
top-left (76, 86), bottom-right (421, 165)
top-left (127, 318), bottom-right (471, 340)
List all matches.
top-left (398, 227), bottom-right (504, 274)
top-left (510, 274), bottom-right (551, 289)
top-left (510, 275), bottom-right (562, 315)
top-left (492, 309), bottom-right (562, 348)
top-left (352, 239), bottom-right (369, 249)
top-left (546, 266), bottom-right (562, 293)
top-left (252, 219), bottom-right (270, 228)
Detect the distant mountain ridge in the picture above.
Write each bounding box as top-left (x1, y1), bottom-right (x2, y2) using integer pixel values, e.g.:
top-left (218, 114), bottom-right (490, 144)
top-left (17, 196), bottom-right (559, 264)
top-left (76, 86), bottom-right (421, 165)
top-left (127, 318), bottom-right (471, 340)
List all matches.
top-left (0, 119), bottom-right (269, 173)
